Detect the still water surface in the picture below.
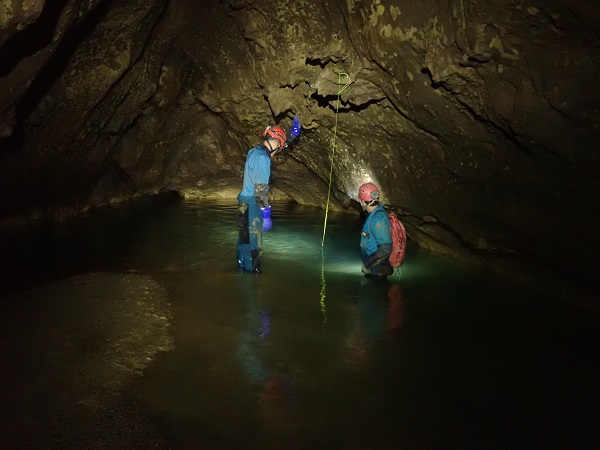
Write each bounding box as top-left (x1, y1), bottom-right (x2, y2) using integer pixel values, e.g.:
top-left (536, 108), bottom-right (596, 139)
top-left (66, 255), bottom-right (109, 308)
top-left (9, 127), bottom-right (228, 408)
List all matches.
top-left (1, 195), bottom-right (599, 449)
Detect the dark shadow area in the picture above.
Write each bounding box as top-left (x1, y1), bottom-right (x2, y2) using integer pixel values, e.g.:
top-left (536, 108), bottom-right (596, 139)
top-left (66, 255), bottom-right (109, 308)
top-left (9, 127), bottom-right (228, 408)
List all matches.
top-left (0, 0), bottom-right (71, 77)
top-left (420, 66), bottom-right (442, 90)
top-left (0, 191), bottom-right (181, 300)
top-left (0, 0), bottom-right (115, 155)
top-left (305, 56), bottom-right (332, 68)
top-left (309, 91), bottom-right (380, 113)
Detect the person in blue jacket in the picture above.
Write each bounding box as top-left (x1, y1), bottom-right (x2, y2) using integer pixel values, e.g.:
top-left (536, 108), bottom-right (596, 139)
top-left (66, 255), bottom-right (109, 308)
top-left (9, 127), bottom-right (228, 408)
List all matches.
top-left (237, 115), bottom-right (301, 273)
top-left (358, 182), bottom-right (394, 278)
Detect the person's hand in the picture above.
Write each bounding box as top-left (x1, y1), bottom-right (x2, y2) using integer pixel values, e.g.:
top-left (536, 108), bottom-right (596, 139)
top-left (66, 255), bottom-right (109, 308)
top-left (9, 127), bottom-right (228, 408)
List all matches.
top-left (361, 263), bottom-right (371, 275)
top-left (291, 113), bottom-right (301, 138)
top-left (261, 206), bottom-right (272, 232)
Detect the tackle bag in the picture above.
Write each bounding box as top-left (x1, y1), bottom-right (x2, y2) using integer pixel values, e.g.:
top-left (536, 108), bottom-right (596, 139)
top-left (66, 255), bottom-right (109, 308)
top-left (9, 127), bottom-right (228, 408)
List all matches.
top-left (387, 212), bottom-right (407, 268)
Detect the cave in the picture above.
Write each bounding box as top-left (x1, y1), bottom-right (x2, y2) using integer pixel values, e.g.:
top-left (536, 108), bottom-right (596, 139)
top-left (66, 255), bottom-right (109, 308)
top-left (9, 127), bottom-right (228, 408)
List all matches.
top-left (1, 0), bottom-right (599, 287)
top-left (1, 0), bottom-right (599, 447)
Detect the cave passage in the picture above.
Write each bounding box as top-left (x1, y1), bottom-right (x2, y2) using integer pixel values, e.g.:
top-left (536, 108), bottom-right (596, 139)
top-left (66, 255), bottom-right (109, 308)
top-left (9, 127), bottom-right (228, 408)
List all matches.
top-left (0, 196), bottom-right (598, 449)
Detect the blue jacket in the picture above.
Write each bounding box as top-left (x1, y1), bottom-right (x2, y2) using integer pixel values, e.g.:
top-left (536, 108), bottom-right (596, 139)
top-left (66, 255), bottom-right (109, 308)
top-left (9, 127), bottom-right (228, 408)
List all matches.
top-left (238, 145), bottom-right (271, 206)
top-left (360, 205), bottom-right (393, 270)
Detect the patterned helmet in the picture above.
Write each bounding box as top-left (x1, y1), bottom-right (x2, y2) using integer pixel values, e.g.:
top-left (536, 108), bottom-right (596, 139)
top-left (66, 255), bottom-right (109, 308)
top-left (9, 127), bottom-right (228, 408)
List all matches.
top-left (358, 182), bottom-right (380, 202)
top-left (263, 125), bottom-right (287, 149)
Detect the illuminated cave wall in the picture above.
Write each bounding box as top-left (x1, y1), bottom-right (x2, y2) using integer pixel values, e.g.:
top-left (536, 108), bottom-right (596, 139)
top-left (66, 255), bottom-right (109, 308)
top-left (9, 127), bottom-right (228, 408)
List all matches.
top-left (1, 0), bottom-right (599, 284)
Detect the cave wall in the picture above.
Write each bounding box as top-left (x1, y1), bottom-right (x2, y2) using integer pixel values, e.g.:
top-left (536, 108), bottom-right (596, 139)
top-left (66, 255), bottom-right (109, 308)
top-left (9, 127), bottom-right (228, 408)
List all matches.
top-left (1, 0), bottom-right (599, 285)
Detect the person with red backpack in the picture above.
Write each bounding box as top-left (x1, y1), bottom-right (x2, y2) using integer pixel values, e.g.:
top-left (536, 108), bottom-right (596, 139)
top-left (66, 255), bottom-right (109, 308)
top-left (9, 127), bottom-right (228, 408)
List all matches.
top-left (236, 115), bottom-right (301, 273)
top-left (357, 182), bottom-right (395, 278)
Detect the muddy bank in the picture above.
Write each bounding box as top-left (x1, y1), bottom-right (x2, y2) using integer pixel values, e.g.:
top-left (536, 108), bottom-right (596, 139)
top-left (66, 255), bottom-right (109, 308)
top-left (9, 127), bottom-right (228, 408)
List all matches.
top-left (0, 272), bottom-right (173, 448)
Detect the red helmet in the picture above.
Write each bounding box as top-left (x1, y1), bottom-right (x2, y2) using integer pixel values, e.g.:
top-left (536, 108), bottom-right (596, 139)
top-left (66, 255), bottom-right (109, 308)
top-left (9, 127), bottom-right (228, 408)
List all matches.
top-left (358, 182), bottom-right (380, 202)
top-left (263, 125), bottom-right (286, 149)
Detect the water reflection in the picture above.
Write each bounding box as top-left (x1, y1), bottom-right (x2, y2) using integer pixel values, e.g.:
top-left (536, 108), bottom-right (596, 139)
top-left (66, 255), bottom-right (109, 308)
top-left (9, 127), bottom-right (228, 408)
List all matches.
top-left (1, 197), bottom-right (598, 449)
top-left (236, 276), bottom-right (296, 405)
top-left (346, 278), bottom-right (405, 367)
top-left (236, 277), bottom-right (268, 385)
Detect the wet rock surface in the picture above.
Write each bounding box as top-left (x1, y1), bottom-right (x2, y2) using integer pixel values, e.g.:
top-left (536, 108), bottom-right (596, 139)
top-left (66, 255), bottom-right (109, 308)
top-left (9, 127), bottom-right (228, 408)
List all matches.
top-left (0, 272), bottom-right (173, 448)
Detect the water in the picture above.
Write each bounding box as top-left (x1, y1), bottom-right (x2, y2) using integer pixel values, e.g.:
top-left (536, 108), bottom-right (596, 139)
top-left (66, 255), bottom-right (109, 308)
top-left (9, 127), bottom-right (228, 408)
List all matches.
top-left (1, 194), bottom-right (599, 449)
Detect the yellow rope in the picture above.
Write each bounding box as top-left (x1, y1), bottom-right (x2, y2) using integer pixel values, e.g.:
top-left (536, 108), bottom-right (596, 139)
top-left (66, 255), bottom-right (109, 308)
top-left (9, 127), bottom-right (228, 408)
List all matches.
top-left (321, 71), bottom-right (350, 247)
top-left (319, 72), bottom-right (350, 327)
top-left (319, 249), bottom-right (328, 326)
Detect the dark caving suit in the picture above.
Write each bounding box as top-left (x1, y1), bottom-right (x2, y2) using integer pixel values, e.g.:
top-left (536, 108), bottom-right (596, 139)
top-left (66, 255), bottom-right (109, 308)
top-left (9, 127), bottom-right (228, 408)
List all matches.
top-left (360, 204), bottom-right (394, 277)
top-left (237, 144), bottom-right (272, 273)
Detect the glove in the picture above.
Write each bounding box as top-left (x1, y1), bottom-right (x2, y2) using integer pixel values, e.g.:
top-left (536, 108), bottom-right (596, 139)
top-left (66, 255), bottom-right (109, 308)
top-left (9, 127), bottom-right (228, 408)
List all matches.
top-left (361, 263), bottom-right (371, 275)
top-left (261, 206), bottom-right (272, 232)
top-left (291, 113), bottom-right (301, 138)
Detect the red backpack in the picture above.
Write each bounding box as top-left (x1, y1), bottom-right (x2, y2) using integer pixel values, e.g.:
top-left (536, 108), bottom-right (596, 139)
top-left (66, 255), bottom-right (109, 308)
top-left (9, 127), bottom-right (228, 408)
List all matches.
top-left (387, 212), bottom-right (407, 268)
top-left (371, 209), bottom-right (408, 268)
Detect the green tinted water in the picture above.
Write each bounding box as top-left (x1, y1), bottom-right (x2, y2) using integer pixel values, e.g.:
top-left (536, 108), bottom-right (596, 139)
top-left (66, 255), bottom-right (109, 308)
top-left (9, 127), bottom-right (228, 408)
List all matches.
top-left (1, 195), bottom-right (598, 449)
